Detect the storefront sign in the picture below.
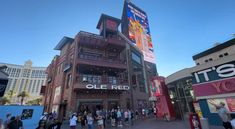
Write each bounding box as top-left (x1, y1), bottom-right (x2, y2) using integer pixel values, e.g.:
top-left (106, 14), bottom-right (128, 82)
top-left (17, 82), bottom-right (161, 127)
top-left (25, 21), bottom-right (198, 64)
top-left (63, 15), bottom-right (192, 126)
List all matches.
top-left (85, 84), bottom-right (130, 90)
top-left (193, 77), bottom-right (235, 97)
top-left (192, 61), bottom-right (235, 84)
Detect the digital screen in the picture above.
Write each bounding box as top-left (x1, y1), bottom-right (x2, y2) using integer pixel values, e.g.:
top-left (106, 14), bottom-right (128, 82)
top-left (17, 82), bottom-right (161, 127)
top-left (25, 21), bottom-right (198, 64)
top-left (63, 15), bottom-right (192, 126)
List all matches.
top-left (126, 2), bottom-right (155, 63)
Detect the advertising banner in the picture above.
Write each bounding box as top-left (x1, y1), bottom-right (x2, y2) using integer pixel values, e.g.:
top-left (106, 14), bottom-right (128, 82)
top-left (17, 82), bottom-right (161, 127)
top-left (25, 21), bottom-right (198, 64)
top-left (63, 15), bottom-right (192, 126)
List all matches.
top-left (207, 98), bottom-right (235, 113)
top-left (193, 77), bottom-right (235, 97)
top-left (125, 2), bottom-right (155, 63)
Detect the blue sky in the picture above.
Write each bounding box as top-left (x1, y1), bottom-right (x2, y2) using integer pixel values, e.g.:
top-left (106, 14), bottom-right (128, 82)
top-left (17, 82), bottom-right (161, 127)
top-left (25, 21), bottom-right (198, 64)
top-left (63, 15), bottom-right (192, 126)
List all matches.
top-left (0, 0), bottom-right (235, 77)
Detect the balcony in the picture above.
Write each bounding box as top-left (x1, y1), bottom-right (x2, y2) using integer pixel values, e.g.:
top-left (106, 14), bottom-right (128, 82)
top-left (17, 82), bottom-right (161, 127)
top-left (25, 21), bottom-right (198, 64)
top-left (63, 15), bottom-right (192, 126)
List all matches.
top-left (73, 75), bottom-right (129, 91)
top-left (77, 54), bottom-right (127, 69)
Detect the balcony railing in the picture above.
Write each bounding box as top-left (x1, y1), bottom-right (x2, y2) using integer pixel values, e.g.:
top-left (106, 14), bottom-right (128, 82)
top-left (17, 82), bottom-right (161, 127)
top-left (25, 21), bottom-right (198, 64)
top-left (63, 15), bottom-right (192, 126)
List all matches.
top-left (77, 54), bottom-right (127, 69)
top-left (73, 74), bottom-right (128, 90)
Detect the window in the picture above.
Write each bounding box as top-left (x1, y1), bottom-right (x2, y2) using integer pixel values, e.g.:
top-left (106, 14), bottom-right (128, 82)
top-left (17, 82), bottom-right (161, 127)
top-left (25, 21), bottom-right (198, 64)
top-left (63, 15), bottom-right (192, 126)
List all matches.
top-left (19, 79), bottom-right (25, 92)
top-left (66, 74), bottom-right (72, 88)
top-left (6, 79), bottom-right (12, 91)
top-left (196, 63), bottom-right (200, 65)
top-left (36, 80), bottom-right (41, 94)
top-left (205, 60), bottom-right (208, 63)
top-left (12, 79), bottom-right (17, 91)
top-left (209, 58), bottom-right (213, 61)
top-left (132, 52), bottom-right (141, 64)
top-left (16, 69), bottom-right (21, 77)
top-left (32, 80), bottom-right (36, 93)
top-left (28, 80), bottom-right (33, 93)
top-left (219, 54), bottom-right (223, 58)
top-left (224, 52), bottom-right (229, 56)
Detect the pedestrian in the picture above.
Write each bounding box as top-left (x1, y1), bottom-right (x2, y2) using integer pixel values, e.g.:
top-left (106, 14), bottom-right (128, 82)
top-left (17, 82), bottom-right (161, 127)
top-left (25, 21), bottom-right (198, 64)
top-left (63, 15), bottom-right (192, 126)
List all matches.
top-left (111, 109), bottom-right (116, 127)
top-left (87, 113), bottom-right (94, 129)
top-left (15, 115), bottom-right (24, 129)
top-left (116, 109), bottom-right (122, 127)
top-left (69, 113), bottom-right (77, 129)
top-left (101, 109), bottom-right (106, 128)
top-left (230, 114), bottom-right (235, 129)
top-left (135, 110), bottom-right (139, 120)
top-left (124, 110), bottom-right (129, 125)
top-left (4, 113), bottom-right (11, 129)
top-left (40, 112), bottom-right (48, 121)
top-left (81, 113), bottom-right (87, 129)
top-left (0, 119), bottom-right (4, 129)
top-left (36, 120), bottom-right (46, 129)
top-left (96, 110), bottom-right (104, 129)
top-left (217, 102), bottom-right (233, 129)
top-left (192, 116), bottom-right (199, 129)
top-left (142, 108), bottom-right (145, 119)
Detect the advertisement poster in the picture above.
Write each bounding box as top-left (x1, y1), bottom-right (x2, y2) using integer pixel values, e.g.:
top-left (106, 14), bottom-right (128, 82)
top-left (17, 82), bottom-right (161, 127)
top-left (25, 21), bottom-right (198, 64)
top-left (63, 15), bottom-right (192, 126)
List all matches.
top-left (53, 86), bottom-right (61, 104)
top-left (207, 98), bottom-right (235, 113)
top-left (21, 109), bottom-right (34, 120)
top-left (126, 2), bottom-right (155, 63)
top-left (153, 79), bottom-right (162, 96)
top-left (193, 102), bottom-right (203, 118)
top-left (226, 98), bottom-right (235, 112)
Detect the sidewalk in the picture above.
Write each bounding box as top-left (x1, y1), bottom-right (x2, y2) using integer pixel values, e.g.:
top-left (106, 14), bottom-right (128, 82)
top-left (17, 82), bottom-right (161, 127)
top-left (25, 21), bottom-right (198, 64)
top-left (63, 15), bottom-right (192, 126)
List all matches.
top-left (61, 118), bottom-right (224, 129)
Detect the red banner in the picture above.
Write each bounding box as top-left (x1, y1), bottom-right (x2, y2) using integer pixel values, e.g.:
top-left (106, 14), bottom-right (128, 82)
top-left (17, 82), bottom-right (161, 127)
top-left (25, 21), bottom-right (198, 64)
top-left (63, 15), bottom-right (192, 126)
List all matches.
top-left (193, 77), bottom-right (235, 97)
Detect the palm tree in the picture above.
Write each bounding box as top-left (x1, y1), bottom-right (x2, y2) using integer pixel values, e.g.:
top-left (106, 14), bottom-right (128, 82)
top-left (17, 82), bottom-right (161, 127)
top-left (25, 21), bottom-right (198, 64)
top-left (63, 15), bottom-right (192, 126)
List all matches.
top-left (7, 90), bottom-right (17, 102)
top-left (17, 91), bottom-right (30, 105)
top-left (0, 96), bottom-right (10, 105)
top-left (26, 97), bottom-right (42, 105)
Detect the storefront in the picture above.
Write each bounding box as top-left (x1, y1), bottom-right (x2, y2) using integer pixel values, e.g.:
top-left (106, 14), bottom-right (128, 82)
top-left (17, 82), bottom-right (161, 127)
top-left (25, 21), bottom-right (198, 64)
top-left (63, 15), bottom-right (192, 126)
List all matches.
top-left (191, 58), bottom-right (235, 126)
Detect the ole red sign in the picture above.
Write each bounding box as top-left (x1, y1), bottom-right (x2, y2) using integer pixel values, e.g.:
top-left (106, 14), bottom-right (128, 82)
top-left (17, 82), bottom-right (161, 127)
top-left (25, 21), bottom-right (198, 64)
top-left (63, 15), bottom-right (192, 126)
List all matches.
top-left (193, 77), bottom-right (235, 97)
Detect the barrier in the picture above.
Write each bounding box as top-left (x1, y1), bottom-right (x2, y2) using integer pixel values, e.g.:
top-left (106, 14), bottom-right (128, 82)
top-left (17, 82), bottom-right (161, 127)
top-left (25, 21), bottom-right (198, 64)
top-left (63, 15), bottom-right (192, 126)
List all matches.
top-left (0, 105), bottom-right (44, 129)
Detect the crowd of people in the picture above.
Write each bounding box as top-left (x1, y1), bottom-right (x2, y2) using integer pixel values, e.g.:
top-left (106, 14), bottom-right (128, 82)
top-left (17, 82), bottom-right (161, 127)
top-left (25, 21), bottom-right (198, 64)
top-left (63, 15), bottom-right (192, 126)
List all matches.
top-left (68, 107), bottom-right (155, 129)
top-left (0, 113), bottom-right (24, 129)
top-left (37, 111), bottom-right (62, 129)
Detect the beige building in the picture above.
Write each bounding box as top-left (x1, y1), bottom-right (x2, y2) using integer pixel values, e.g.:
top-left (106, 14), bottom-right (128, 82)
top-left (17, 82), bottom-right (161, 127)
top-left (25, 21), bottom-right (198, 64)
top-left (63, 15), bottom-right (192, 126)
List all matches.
top-left (0, 60), bottom-right (47, 104)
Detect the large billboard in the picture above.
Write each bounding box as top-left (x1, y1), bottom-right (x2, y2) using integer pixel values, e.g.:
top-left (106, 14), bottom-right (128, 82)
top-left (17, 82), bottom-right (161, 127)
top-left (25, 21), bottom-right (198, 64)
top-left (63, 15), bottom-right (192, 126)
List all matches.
top-left (124, 2), bottom-right (155, 63)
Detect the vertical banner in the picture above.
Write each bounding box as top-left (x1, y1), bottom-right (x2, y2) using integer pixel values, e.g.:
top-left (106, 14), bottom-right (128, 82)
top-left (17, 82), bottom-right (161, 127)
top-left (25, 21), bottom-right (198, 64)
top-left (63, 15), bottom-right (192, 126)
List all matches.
top-left (125, 2), bottom-right (155, 63)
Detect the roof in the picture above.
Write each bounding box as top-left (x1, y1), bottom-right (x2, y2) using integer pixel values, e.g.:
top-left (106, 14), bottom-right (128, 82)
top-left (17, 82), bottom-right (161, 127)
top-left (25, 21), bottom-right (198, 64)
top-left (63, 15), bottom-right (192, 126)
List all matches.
top-left (96, 14), bottom-right (121, 29)
top-left (193, 38), bottom-right (235, 60)
top-left (54, 36), bottom-right (74, 50)
top-left (165, 68), bottom-right (192, 85)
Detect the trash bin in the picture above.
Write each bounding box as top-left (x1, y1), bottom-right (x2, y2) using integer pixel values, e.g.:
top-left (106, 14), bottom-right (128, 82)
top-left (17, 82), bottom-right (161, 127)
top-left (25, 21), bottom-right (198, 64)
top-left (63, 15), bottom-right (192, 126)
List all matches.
top-left (200, 118), bottom-right (210, 129)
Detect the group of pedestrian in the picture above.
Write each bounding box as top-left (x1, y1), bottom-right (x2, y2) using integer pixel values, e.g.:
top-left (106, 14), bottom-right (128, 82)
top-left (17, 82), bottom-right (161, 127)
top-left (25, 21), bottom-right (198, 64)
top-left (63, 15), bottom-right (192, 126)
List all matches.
top-left (0, 113), bottom-right (24, 129)
top-left (37, 111), bottom-right (62, 129)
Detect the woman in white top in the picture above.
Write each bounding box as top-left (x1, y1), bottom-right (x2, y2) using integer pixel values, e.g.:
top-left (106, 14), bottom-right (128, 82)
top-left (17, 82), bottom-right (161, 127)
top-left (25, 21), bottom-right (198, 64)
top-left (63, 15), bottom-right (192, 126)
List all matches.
top-left (70, 113), bottom-right (77, 129)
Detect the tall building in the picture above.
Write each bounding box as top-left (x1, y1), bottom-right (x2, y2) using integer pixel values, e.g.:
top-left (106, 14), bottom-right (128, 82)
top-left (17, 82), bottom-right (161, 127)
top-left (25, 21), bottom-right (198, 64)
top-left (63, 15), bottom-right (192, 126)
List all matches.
top-left (0, 60), bottom-right (47, 104)
top-left (44, 13), bottom-right (153, 120)
top-left (121, 1), bottom-right (158, 97)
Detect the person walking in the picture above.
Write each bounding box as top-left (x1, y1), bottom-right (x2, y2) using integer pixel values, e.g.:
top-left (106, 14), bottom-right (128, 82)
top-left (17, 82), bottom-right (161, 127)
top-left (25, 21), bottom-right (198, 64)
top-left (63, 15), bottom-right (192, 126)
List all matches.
top-left (87, 113), bottom-right (94, 129)
top-left (111, 109), bottom-right (116, 127)
top-left (96, 110), bottom-right (104, 129)
top-left (218, 102), bottom-right (233, 129)
top-left (4, 113), bottom-right (11, 129)
top-left (117, 109), bottom-right (122, 127)
top-left (124, 110), bottom-right (129, 125)
top-left (69, 113), bottom-right (77, 129)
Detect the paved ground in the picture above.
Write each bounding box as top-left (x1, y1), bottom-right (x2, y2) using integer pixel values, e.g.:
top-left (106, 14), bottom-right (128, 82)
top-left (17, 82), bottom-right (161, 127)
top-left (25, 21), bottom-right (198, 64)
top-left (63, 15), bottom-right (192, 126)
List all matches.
top-left (61, 118), bottom-right (224, 129)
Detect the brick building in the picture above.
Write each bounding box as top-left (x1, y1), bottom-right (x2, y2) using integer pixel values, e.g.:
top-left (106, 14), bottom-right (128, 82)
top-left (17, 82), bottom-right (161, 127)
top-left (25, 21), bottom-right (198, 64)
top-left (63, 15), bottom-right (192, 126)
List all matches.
top-left (44, 14), bottom-right (155, 119)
